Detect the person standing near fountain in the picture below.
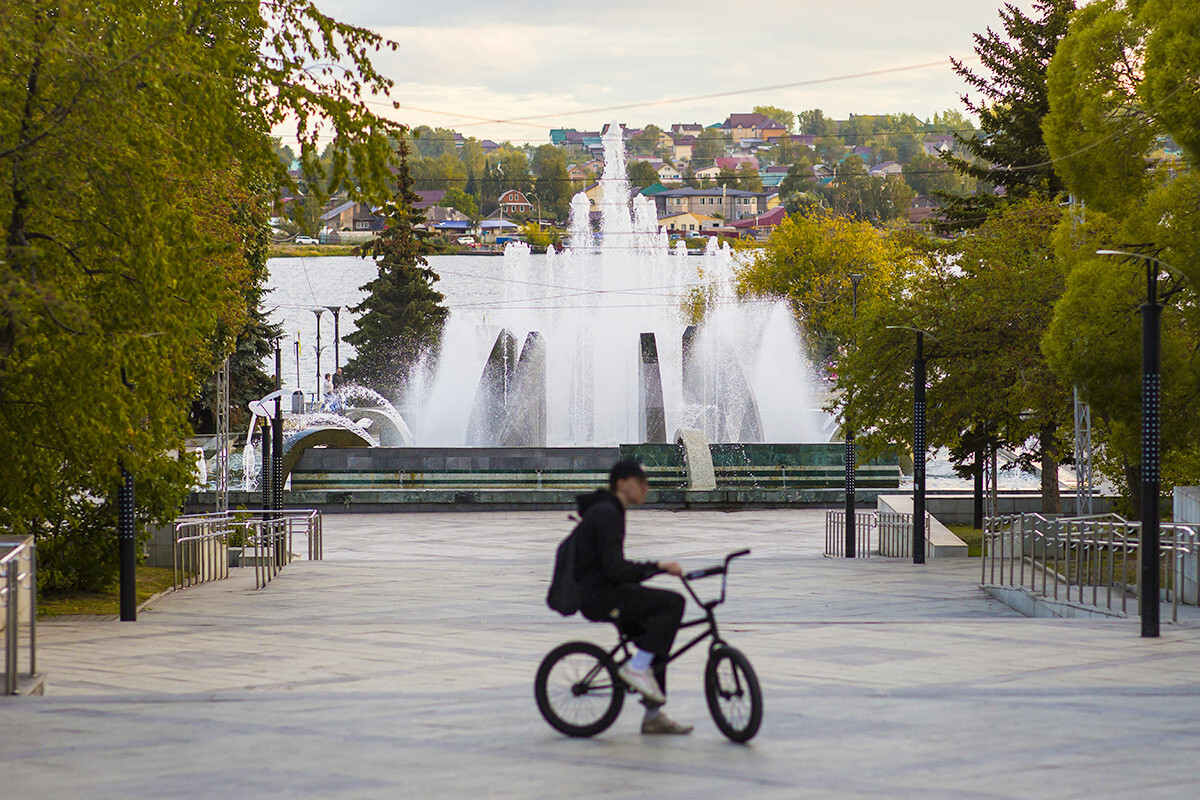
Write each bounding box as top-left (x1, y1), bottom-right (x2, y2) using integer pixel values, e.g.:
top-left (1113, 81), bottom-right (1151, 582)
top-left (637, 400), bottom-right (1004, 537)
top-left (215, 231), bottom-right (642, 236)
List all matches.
top-left (575, 460), bottom-right (693, 735)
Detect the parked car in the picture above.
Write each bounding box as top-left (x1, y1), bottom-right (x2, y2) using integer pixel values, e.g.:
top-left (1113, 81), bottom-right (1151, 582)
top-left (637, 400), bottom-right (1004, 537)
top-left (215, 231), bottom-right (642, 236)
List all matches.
top-left (295, 235), bottom-right (318, 245)
top-left (456, 236), bottom-right (475, 245)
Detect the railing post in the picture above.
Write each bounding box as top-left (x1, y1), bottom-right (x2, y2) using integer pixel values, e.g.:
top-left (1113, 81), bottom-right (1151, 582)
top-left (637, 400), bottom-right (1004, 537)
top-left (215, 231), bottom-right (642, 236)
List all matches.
top-left (6, 565), bottom-right (17, 695)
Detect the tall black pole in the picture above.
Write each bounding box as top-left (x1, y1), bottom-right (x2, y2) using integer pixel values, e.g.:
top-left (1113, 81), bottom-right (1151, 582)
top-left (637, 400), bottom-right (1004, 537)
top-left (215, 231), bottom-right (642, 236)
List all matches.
top-left (313, 309), bottom-right (323, 403)
top-left (118, 468), bottom-right (137, 621)
top-left (327, 307), bottom-right (341, 372)
top-left (845, 274), bottom-right (862, 558)
top-left (273, 343), bottom-right (283, 517)
top-left (913, 331), bottom-right (926, 565)
top-left (1140, 263), bottom-right (1161, 638)
top-left (260, 415), bottom-right (272, 512)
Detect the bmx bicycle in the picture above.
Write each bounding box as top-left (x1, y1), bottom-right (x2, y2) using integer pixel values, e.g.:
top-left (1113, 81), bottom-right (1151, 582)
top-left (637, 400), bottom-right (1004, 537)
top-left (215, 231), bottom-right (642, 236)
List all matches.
top-left (534, 549), bottom-right (762, 743)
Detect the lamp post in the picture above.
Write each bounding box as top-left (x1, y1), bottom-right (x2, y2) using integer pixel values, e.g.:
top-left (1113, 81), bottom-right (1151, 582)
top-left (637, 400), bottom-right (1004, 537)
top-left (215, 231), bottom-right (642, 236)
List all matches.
top-left (312, 308), bottom-right (324, 403)
top-left (844, 273), bottom-right (864, 558)
top-left (325, 306), bottom-right (342, 373)
top-left (293, 330), bottom-right (301, 390)
top-left (887, 326), bottom-right (936, 565)
top-left (1095, 248), bottom-right (1183, 638)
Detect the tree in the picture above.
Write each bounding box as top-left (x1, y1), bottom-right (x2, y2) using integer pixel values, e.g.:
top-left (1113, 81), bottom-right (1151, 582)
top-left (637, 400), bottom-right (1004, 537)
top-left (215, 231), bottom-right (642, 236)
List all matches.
top-left (903, 152), bottom-right (977, 197)
top-left (1040, 0), bottom-right (1200, 512)
top-left (736, 163), bottom-right (763, 192)
top-left (0, 0), bottom-right (405, 587)
top-left (628, 124), bottom-right (664, 156)
top-left (819, 157), bottom-right (915, 224)
top-left (736, 210), bottom-right (914, 358)
top-left (531, 144), bottom-right (571, 220)
top-left (796, 109), bottom-right (835, 137)
top-left (779, 161), bottom-right (816, 199)
top-left (627, 160), bottom-right (659, 191)
top-left (441, 187), bottom-right (479, 220)
top-left (943, 0), bottom-right (1075, 212)
top-left (835, 198), bottom-right (1070, 513)
top-left (691, 129), bottom-right (726, 164)
top-left (343, 140), bottom-right (449, 399)
top-left (753, 105), bottom-right (795, 132)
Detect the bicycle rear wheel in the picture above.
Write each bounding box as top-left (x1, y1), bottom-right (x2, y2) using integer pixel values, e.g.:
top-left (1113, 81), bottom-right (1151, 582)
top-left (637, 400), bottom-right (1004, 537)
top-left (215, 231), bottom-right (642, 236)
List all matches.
top-left (535, 641), bottom-right (625, 737)
top-left (705, 645), bottom-right (762, 743)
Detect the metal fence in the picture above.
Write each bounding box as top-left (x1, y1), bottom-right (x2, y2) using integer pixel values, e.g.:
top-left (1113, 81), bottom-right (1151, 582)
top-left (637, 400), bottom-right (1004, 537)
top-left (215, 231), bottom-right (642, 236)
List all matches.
top-left (172, 509), bottom-right (323, 591)
top-left (878, 511), bottom-right (931, 560)
top-left (1, 536), bottom-right (37, 695)
top-left (824, 511), bottom-right (876, 558)
top-left (982, 513), bottom-right (1200, 621)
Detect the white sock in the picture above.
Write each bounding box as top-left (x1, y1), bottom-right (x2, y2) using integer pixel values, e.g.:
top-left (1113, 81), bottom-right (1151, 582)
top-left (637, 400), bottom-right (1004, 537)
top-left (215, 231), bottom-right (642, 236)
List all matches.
top-left (629, 648), bottom-right (654, 672)
top-left (644, 706), bottom-right (661, 721)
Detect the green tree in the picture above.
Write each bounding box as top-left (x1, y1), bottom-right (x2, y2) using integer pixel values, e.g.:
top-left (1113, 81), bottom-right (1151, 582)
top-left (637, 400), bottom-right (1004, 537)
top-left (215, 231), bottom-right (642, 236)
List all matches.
top-left (836, 198), bottom-right (1070, 511)
top-left (736, 210), bottom-right (913, 357)
top-left (531, 144), bottom-right (571, 220)
top-left (691, 129), bottom-right (726, 164)
top-left (0, 0), bottom-right (405, 587)
top-left (1040, 0), bottom-right (1200, 511)
top-left (629, 124), bottom-right (664, 156)
top-left (753, 105), bottom-right (795, 132)
top-left (343, 140), bottom-right (449, 399)
top-left (942, 0), bottom-right (1075, 217)
top-left (796, 109), bottom-right (835, 137)
top-left (903, 151), bottom-right (977, 196)
top-left (627, 160), bottom-right (660, 191)
top-left (441, 187), bottom-right (479, 220)
top-left (820, 157), bottom-right (914, 224)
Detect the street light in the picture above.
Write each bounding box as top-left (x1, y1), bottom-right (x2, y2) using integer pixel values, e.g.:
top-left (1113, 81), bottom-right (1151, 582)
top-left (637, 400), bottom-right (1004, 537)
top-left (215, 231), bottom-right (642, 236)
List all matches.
top-left (1094, 248), bottom-right (1188, 638)
top-left (325, 306), bottom-right (342, 373)
top-left (844, 273), bottom-right (864, 558)
top-left (312, 308), bottom-right (324, 403)
top-left (887, 325), bottom-right (937, 565)
top-left (293, 330), bottom-right (301, 389)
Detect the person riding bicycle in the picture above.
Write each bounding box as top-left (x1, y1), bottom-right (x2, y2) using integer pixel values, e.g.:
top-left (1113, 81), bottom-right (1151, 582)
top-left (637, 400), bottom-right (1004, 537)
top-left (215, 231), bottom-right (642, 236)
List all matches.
top-left (574, 459), bottom-right (693, 735)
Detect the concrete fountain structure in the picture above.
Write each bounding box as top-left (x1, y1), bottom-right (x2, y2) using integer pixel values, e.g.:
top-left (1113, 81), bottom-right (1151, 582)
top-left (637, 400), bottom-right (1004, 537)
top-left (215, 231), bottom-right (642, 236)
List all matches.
top-left (189, 124), bottom-right (899, 512)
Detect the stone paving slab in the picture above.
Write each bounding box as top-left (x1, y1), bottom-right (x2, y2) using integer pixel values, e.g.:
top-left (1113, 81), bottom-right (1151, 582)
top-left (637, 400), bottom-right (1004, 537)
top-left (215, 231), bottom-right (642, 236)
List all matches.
top-left (4, 509), bottom-right (1200, 799)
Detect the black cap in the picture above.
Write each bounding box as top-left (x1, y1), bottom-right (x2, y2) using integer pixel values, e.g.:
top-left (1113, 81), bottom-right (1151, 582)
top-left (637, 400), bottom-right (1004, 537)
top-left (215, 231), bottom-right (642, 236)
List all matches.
top-left (609, 459), bottom-right (648, 488)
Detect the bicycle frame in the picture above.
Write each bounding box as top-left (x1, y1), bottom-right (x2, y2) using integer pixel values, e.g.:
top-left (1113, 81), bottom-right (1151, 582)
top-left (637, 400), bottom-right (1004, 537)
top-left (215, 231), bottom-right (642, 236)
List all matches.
top-left (605, 549), bottom-right (750, 669)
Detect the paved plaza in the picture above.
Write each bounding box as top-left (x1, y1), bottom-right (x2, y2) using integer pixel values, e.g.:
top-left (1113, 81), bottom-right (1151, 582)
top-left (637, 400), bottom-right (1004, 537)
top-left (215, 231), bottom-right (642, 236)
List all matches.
top-left (5, 509), bottom-right (1200, 799)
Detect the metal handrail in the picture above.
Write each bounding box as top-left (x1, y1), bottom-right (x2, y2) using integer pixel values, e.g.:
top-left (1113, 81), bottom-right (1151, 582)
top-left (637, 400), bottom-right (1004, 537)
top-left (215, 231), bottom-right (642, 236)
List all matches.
top-left (823, 511), bottom-right (876, 558)
top-left (171, 509), bottom-right (322, 591)
top-left (982, 513), bottom-right (1200, 621)
top-left (1, 537), bottom-right (37, 695)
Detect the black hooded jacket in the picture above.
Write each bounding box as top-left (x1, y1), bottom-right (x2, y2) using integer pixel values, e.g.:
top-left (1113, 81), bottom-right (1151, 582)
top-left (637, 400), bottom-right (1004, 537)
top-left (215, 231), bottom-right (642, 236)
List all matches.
top-left (574, 489), bottom-right (663, 621)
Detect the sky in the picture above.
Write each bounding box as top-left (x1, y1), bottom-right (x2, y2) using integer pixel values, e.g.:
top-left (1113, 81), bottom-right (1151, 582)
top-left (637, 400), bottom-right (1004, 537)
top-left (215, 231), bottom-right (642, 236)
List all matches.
top-left (302, 0), bottom-right (1042, 145)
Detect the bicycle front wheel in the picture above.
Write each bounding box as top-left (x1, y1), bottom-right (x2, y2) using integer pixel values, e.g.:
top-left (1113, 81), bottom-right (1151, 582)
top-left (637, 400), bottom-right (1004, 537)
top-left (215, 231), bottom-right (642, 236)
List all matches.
top-left (535, 641), bottom-right (625, 737)
top-left (705, 645), bottom-right (763, 743)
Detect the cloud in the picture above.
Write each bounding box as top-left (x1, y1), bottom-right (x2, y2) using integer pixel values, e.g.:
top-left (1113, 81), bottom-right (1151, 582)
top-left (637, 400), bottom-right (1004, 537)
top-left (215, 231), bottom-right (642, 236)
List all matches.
top-left (294, 0), bottom-right (1041, 142)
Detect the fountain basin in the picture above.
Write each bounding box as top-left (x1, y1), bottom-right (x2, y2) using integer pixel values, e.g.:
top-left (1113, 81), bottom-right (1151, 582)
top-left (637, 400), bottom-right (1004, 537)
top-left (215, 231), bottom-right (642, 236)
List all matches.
top-left (187, 443), bottom-right (900, 513)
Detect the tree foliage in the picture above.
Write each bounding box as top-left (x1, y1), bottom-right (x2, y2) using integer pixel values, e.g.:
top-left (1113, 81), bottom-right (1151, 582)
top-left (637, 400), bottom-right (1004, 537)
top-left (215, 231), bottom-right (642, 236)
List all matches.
top-left (943, 0), bottom-right (1075, 215)
top-left (1041, 0), bottom-right (1200, 509)
top-left (0, 0), bottom-right (405, 586)
top-left (343, 140), bottom-right (449, 399)
top-left (753, 105), bottom-right (795, 132)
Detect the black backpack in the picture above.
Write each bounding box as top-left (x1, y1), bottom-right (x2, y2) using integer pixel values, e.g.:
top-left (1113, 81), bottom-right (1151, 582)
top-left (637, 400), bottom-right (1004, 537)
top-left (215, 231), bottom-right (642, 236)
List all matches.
top-left (546, 522), bottom-right (583, 616)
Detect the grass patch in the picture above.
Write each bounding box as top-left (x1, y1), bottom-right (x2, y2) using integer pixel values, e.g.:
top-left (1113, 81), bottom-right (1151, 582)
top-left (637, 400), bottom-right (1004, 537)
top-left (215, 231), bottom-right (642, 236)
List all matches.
top-left (39, 566), bottom-right (176, 618)
top-left (269, 244), bottom-right (357, 257)
top-left (948, 525), bottom-right (983, 557)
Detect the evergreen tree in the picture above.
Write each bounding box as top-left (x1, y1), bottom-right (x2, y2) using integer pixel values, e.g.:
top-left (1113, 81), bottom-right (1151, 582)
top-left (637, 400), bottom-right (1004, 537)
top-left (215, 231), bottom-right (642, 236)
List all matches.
top-left (343, 140), bottom-right (449, 399)
top-left (942, 0), bottom-right (1075, 223)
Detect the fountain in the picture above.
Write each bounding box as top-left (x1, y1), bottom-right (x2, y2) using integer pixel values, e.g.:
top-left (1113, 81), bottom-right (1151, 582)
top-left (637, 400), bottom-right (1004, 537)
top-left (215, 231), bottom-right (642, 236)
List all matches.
top-left (403, 122), bottom-right (826, 448)
top-left (189, 123), bottom-right (900, 510)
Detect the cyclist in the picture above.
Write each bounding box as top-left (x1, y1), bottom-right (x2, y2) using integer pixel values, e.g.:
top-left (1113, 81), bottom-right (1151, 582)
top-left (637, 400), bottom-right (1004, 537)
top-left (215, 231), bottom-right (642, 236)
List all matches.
top-left (574, 459), bottom-right (693, 735)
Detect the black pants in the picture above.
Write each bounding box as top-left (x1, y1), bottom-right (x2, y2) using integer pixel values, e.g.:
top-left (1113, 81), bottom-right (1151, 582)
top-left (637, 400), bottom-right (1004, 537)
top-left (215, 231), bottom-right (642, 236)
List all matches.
top-left (611, 585), bottom-right (685, 702)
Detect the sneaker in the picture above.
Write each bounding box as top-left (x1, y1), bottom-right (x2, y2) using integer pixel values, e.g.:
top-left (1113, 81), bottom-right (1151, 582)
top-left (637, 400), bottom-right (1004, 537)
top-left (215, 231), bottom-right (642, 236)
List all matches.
top-left (641, 713), bottom-right (694, 735)
top-left (618, 663), bottom-right (665, 704)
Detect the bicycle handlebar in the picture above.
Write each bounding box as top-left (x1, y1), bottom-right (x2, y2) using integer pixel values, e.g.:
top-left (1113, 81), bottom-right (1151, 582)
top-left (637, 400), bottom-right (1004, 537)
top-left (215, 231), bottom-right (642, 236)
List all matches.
top-left (683, 549), bottom-right (751, 581)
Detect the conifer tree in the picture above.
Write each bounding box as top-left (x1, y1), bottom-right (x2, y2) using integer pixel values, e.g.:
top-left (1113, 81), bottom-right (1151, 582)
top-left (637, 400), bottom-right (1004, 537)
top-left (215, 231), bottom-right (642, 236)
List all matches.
top-left (941, 0), bottom-right (1075, 223)
top-left (343, 139), bottom-right (449, 399)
